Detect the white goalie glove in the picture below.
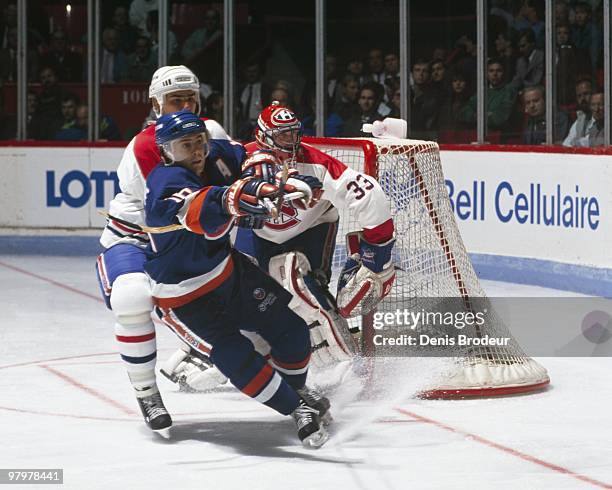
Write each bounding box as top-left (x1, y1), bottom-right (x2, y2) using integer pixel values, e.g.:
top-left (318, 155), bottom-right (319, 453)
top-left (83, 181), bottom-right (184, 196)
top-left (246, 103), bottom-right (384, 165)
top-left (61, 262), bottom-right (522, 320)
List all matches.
top-left (336, 231), bottom-right (396, 318)
top-left (268, 251), bottom-right (357, 367)
top-left (159, 344), bottom-right (228, 392)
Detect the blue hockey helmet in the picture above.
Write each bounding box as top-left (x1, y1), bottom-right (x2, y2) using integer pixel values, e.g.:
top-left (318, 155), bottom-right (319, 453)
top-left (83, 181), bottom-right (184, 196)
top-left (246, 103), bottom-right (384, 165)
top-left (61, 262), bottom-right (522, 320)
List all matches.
top-left (155, 110), bottom-right (209, 163)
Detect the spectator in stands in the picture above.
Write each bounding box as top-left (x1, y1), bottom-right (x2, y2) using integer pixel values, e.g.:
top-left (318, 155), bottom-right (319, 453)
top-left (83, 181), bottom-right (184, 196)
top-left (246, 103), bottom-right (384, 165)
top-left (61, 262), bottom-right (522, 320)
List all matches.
top-left (563, 78), bottom-right (593, 146)
top-left (40, 28), bottom-right (83, 83)
top-left (111, 6), bottom-right (139, 54)
top-left (54, 94), bottom-right (80, 140)
top-left (37, 66), bottom-right (64, 116)
top-left (237, 62), bottom-right (269, 140)
top-left (366, 48), bottom-right (386, 86)
top-left (204, 92), bottom-right (223, 125)
top-left (387, 83), bottom-right (401, 119)
top-left (74, 104), bottom-right (121, 141)
top-left (556, 23), bottom-right (579, 106)
top-left (273, 80), bottom-right (298, 109)
top-left (384, 52), bottom-right (400, 84)
top-left (555, 0), bottom-right (570, 25)
top-left (494, 30), bottom-right (518, 84)
top-left (571, 2), bottom-right (602, 75)
top-left (410, 59), bottom-right (441, 138)
top-left (129, 0), bottom-right (157, 36)
top-left (0, 26), bottom-right (39, 82)
top-left (333, 74), bottom-right (360, 122)
top-left (490, 0), bottom-right (545, 48)
top-left (325, 54), bottom-right (341, 108)
top-left (100, 27), bottom-right (128, 83)
top-left (521, 86), bottom-right (568, 145)
top-left (430, 59), bottom-right (449, 108)
top-left (512, 28), bottom-right (544, 89)
top-left (343, 82), bottom-right (383, 136)
top-left (431, 59), bottom-right (446, 86)
top-left (26, 91), bottom-right (48, 139)
top-left (301, 90), bottom-right (343, 137)
top-left (270, 87), bottom-right (291, 110)
top-left (146, 11), bottom-right (178, 63)
top-left (181, 8), bottom-right (222, 63)
top-left (125, 36), bottom-right (156, 82)
top-left (576, 92), bottom-right (604, 147)
top-left (447, 34), bottom-right (477, 86)
top-left (431, 47), bottom-right (448, 64)
top-left (438, 69), bottom-right (472, 131)
top-left (458, 58), bottom-right (517, 131)
top-left (0, 3), bottom-right (17, 50)
top-left (346, 57), bottom-right (366, 86)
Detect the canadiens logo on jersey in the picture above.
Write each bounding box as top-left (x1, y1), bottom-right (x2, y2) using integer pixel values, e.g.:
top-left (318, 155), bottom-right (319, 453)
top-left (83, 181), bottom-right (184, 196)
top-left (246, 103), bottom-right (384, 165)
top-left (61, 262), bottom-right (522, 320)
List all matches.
top-left (272, 108), bottom-right (297, 126)
top-left (264, 203), bottom-right (301, 230)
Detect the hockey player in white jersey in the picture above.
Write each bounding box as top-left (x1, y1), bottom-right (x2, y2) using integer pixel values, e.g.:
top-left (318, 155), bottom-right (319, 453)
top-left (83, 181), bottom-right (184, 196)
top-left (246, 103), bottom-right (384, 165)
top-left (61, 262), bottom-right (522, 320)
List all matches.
top-left (95, 66), bottom-right (230, 431)
top-left (166, 101), bottom-right (396, 392)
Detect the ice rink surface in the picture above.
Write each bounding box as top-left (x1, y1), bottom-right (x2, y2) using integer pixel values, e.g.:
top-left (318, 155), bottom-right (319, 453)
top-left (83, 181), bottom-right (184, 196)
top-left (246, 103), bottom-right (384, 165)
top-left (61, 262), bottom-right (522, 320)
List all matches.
top-left (1, 255), bottom-right (611, 490)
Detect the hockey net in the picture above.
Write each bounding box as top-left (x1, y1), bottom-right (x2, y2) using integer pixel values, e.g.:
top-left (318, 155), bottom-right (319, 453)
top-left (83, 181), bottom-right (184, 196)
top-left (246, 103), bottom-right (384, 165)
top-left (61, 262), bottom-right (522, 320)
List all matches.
top-left (303, 136), bottom-right (550, 398)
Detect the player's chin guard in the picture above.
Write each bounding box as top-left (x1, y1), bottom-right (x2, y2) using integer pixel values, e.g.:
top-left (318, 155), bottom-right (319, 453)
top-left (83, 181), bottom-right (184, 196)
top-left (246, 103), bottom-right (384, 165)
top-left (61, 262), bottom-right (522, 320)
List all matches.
top-left (254, 101), bottom-right (302, 159)
top-left (149, 65), bottom-right (201, 118)
top-left (155, 110), bottom-right (210, 164)
top-left (336, 231), bottom-right (396, 318)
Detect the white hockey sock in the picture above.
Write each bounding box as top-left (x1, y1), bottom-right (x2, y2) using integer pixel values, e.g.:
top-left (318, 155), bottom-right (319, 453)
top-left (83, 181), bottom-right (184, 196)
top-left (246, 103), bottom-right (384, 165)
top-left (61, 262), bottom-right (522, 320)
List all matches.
top-left (114, 320), bottom-right (157, 393)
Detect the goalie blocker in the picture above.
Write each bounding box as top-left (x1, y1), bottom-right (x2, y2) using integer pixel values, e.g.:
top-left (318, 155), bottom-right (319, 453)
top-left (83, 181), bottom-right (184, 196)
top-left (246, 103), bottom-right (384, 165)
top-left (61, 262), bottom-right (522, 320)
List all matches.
top-left (336, 231), bottom-right (396, 318)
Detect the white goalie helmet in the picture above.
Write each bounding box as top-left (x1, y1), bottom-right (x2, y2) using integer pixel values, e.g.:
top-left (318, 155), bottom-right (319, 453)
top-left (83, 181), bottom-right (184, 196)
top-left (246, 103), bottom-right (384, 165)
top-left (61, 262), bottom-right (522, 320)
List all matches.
top-left (149, 65), bottom-right (201, 118)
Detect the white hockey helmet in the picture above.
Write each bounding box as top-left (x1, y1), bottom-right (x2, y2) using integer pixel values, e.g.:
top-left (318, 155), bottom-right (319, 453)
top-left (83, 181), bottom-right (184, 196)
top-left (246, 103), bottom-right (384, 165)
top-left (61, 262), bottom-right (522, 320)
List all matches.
top-left (149, 65), bottom-right (201, 118)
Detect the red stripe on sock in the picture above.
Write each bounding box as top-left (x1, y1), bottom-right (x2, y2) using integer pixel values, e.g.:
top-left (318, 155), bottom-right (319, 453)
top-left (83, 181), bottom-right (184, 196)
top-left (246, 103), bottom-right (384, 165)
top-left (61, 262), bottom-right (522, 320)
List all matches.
top-left (116, 332), bottom-right (156, 343)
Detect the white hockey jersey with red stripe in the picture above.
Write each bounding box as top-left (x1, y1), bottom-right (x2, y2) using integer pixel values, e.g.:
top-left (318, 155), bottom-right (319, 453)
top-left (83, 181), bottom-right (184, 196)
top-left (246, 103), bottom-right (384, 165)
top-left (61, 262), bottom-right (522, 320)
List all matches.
top-left (100, 118), bottom-right (229, 249)
top-left (244, 141), bottom-right (394, 244)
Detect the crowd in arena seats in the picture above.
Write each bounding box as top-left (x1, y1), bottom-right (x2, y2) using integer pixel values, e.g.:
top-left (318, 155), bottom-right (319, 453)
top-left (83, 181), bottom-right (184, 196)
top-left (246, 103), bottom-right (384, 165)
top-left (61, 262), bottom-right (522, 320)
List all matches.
top-left (0, 0), bottom-right (606, 146)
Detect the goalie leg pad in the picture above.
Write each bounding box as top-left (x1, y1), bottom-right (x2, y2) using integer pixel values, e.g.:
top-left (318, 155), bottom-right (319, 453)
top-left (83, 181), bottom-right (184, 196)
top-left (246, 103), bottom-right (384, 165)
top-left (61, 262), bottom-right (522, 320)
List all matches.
top-left (337, 258), bottom-right (395, 318)
top-left (268, 252), bottom-right (357, 367)
top-left (337, 231), bottom-right (396, 318)
top-left (159, 345), bottom-right (228, 392)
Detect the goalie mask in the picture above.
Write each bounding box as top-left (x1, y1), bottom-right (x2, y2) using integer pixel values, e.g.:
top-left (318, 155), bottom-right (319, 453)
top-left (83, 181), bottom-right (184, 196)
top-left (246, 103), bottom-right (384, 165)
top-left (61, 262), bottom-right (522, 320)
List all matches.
top-left (255, 101), bottom-right (302, 159)
top-left (149, 65), bottom-right (201, 118)
top-left (155, 110), bottom-right (210, 165)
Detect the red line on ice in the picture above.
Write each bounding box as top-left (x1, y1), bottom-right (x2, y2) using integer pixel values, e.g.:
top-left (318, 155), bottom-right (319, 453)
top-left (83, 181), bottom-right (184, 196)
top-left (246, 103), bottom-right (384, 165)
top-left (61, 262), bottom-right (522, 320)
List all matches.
top-left (0, 259), bottom-right (103, 302)
top-left (396, 408), bottom-right (612, 490)
top-left (0, 405), bottom-right (134, 422)
top-left (40, 364), bottom-right (137, 416)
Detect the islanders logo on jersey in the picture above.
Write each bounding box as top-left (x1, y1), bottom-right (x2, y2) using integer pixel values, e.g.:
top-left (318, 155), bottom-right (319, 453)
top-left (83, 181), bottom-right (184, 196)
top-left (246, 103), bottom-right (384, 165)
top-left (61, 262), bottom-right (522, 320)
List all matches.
top-left (264, 203), bottom-right (301, 230)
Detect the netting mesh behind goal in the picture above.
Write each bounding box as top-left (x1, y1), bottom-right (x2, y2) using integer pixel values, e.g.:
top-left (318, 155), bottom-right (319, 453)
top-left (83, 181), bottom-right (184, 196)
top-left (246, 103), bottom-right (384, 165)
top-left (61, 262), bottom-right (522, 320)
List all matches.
top-left (304, 136), bottom-right (550, 398)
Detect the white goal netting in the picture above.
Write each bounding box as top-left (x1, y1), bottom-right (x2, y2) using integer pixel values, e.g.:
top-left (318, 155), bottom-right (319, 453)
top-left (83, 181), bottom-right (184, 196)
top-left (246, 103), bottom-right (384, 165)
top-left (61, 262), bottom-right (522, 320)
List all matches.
top-left (305, 136), bottom-right (550, 398)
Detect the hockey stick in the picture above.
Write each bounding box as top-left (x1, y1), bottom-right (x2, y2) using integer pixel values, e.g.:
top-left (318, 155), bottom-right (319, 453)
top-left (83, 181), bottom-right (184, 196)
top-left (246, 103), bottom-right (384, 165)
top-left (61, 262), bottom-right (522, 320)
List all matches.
top-left (98, 210), bottom-right (185, 234)
top-left (271, 159), bottom-right (289, 220)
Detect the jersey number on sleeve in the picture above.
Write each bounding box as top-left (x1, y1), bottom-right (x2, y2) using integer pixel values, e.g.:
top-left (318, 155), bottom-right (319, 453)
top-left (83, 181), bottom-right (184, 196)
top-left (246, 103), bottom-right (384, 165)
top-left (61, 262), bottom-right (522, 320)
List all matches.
top-left (346, 174), bottom-right (374, 200)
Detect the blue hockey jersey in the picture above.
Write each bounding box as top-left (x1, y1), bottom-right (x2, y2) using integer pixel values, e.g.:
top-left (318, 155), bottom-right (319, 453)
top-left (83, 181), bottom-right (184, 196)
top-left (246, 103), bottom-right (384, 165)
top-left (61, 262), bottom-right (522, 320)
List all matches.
top-left (144, 139), bottom-right (246, 309)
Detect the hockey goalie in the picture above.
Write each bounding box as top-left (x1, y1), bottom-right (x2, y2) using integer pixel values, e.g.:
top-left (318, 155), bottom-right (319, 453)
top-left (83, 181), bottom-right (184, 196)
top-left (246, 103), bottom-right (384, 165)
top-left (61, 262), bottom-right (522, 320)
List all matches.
top-left (162, 102), bottom-right (397, 391)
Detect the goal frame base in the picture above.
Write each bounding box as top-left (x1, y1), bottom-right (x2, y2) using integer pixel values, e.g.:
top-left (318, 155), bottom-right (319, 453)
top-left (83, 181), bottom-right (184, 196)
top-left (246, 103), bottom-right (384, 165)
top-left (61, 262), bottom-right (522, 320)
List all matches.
top-left (419, 379), bottom-right (551, 399)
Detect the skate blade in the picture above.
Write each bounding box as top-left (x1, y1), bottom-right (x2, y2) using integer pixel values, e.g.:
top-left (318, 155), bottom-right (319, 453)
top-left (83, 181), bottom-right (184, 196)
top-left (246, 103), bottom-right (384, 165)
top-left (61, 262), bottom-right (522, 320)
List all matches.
top-left (302, 427), bottom-right (329, 449)
top-left (153, 427), bottom-right (171, 439)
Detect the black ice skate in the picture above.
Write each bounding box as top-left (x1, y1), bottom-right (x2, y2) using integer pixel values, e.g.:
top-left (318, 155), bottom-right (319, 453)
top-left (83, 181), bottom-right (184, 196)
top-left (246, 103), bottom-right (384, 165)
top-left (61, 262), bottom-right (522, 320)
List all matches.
top-left (136, 388), bottom-right (172, 432)
top-left (296, 386), bottom-right (332, 425)
top-left (291, 400), bottom-right (329, 448)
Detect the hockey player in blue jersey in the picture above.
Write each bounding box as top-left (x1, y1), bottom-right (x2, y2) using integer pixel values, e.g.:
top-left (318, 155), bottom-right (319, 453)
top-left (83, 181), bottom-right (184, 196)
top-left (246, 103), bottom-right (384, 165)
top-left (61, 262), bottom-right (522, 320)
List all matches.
top-left (144, 110), bottom-right (330, 448)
